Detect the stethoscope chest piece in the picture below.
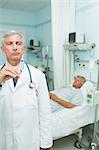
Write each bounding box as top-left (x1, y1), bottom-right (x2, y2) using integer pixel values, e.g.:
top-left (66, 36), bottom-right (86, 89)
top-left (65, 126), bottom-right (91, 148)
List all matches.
top-left (29, 82), bottom-right (36, 89)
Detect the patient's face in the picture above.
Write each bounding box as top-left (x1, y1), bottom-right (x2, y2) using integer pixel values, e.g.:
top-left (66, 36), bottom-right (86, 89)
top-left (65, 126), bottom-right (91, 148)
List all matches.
top-left (73, 77), bottom-right (83, 88)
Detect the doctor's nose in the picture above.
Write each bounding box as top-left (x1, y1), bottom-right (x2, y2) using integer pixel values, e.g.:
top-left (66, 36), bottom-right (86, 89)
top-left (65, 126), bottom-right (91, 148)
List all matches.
top-left (12, 42), bottom-right (18, 51)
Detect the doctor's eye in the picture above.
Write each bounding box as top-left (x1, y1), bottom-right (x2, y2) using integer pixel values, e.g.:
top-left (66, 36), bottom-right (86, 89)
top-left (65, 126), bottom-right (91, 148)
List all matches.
top-left (16, 41), bottom-right (23, 46)
top-left (5, 42), bottom-right (13, 46)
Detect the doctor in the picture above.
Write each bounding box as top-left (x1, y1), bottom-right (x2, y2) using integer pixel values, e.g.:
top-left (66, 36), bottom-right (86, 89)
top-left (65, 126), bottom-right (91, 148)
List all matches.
top-left (0, 31), bottom-right (53, 150)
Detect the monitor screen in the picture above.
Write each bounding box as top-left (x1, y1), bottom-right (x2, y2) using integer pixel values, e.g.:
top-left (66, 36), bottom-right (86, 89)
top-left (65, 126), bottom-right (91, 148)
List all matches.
top-left (69, 32), bottom-right (76, 43)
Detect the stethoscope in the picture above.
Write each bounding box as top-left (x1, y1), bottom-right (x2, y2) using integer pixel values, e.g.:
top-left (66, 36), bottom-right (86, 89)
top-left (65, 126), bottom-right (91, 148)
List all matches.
top-left (24, 61), bottom-right (36, 89)
top-left (0, 61), bottom-right (36, 89)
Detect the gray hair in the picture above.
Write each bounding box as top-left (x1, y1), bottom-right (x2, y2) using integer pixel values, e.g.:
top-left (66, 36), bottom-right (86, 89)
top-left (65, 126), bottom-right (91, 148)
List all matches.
top-left (76, 75), bottom-right (86, 83)
top-left (1, 30), bottom-right (25, 45)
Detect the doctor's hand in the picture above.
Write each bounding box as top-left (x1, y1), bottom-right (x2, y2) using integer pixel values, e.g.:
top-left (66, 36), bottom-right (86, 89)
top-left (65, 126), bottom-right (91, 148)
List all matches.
top-left (0, 66), bottom-right (21, 84)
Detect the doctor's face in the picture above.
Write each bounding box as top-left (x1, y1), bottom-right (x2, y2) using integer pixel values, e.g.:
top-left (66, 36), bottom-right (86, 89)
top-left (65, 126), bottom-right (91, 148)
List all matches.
top-left (73, 77), bottom-right (84, 89)
top-left (1, 34), bottom-right (25, 66)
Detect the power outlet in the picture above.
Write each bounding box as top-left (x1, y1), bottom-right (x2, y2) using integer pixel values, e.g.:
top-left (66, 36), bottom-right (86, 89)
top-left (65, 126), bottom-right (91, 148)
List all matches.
top-left (76, 62), bottom-right (89, 68)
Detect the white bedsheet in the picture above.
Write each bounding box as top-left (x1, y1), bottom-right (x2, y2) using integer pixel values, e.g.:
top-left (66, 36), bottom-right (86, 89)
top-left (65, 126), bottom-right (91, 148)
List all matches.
top-left (51, 102), bottom-right (99, 140)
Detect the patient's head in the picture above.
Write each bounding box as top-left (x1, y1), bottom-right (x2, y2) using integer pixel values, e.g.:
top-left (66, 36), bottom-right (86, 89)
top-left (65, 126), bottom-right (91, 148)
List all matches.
top-left (73, 75), bottom-right (86, 89)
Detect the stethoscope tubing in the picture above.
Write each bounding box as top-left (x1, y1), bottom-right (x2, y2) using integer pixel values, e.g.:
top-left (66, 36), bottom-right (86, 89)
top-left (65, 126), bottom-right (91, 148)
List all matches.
top-left (24, 61), bottom-right (36, 89)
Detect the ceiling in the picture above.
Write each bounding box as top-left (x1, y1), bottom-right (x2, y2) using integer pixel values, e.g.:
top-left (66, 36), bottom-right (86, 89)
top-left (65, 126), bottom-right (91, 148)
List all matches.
top-left (0, 0), bottom-right (50, 12)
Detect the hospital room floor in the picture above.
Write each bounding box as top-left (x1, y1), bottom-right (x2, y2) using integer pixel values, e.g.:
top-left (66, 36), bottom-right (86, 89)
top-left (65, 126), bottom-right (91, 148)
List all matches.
top-left (53, 125), bottom-right (93, 150)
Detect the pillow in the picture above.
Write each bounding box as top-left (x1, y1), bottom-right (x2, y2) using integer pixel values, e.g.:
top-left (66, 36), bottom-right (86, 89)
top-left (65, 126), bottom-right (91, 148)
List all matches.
top-left (80, 80), bottom-right (94, 100)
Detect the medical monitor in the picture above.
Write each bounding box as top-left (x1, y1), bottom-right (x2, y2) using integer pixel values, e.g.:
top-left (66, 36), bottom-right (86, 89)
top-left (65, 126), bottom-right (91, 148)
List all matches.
top-left (69, 32), bottom-right (85, 44)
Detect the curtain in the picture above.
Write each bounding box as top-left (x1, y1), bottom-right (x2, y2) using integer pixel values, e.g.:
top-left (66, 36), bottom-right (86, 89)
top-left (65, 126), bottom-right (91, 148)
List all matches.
top-left (51, 0), bottom-right (75, 88)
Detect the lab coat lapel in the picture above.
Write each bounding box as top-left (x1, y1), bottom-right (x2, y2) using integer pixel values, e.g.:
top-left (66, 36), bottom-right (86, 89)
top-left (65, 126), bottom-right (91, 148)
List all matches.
top-left (7, 78), bottom-right (15, 91)
top-left (7, 63), bottom-right (28, 91)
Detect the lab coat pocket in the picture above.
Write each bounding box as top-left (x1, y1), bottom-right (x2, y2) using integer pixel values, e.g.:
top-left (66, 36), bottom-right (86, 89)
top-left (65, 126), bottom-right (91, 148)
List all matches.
top-left (24, 88), bottom-right (38, 108)
top-left (25, 89), bottom-right (39, 127)
top-left (14, 86), bottom-right (38, 110)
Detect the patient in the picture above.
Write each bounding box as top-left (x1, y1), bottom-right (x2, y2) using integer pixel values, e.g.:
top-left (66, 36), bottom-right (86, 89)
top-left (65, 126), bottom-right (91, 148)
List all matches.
top-left (49, 75), bottom-right (86, 112)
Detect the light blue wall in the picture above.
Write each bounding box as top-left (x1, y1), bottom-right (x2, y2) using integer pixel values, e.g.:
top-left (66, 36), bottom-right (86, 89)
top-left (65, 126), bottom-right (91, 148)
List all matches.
top-left (35, 5), bottom-right (51, 46)
top-left (34, 5), bottom-right (52, 69)
top-left (35, 5), bottom-right (51, 25)
top-left (0, 8), bottom-right (35, 26)
top-left (25, 5), bottom-right (52, 68)
top-left (76, 1), bottom-right (98, 46)
top-left (0, 8), bottom-right (36, 46)
top-left (35, 5), bottom-right (52, 57)
top-left (75, 0), bottom-right (99, 82)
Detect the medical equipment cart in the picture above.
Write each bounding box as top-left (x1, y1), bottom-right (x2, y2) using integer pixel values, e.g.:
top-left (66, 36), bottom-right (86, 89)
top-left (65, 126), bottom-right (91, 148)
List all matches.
top-left (74, 60), bottom-right (99, 150)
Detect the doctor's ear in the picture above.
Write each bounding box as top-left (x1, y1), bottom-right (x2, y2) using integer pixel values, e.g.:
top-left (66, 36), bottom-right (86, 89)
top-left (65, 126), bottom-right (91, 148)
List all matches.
top-left (0, 46), bottom-right (3, 51)
top-left (0, 46), bottom-right (2, 51)
top-left (0, 45), bottom-right (4, 53)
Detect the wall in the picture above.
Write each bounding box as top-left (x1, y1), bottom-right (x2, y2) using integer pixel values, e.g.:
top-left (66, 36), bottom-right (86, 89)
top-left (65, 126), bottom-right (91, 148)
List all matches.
top-left (34, 5), bottom-right (53, 90)
top-left (0, 8), bottom-right (36, 44)
top-left (75, 0), bottom-right (99, 82)
top-left (34, 5), bottom-right (52, 68)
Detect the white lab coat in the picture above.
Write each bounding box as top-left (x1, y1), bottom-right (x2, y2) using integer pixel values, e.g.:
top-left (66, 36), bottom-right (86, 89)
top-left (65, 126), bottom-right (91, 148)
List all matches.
top-left (0, 63), bottom-right (52, 150)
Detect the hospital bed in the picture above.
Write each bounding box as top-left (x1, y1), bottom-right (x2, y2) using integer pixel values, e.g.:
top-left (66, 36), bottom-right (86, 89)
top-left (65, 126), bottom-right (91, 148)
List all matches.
top-left (51, 81), bottom-right (99, 141)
